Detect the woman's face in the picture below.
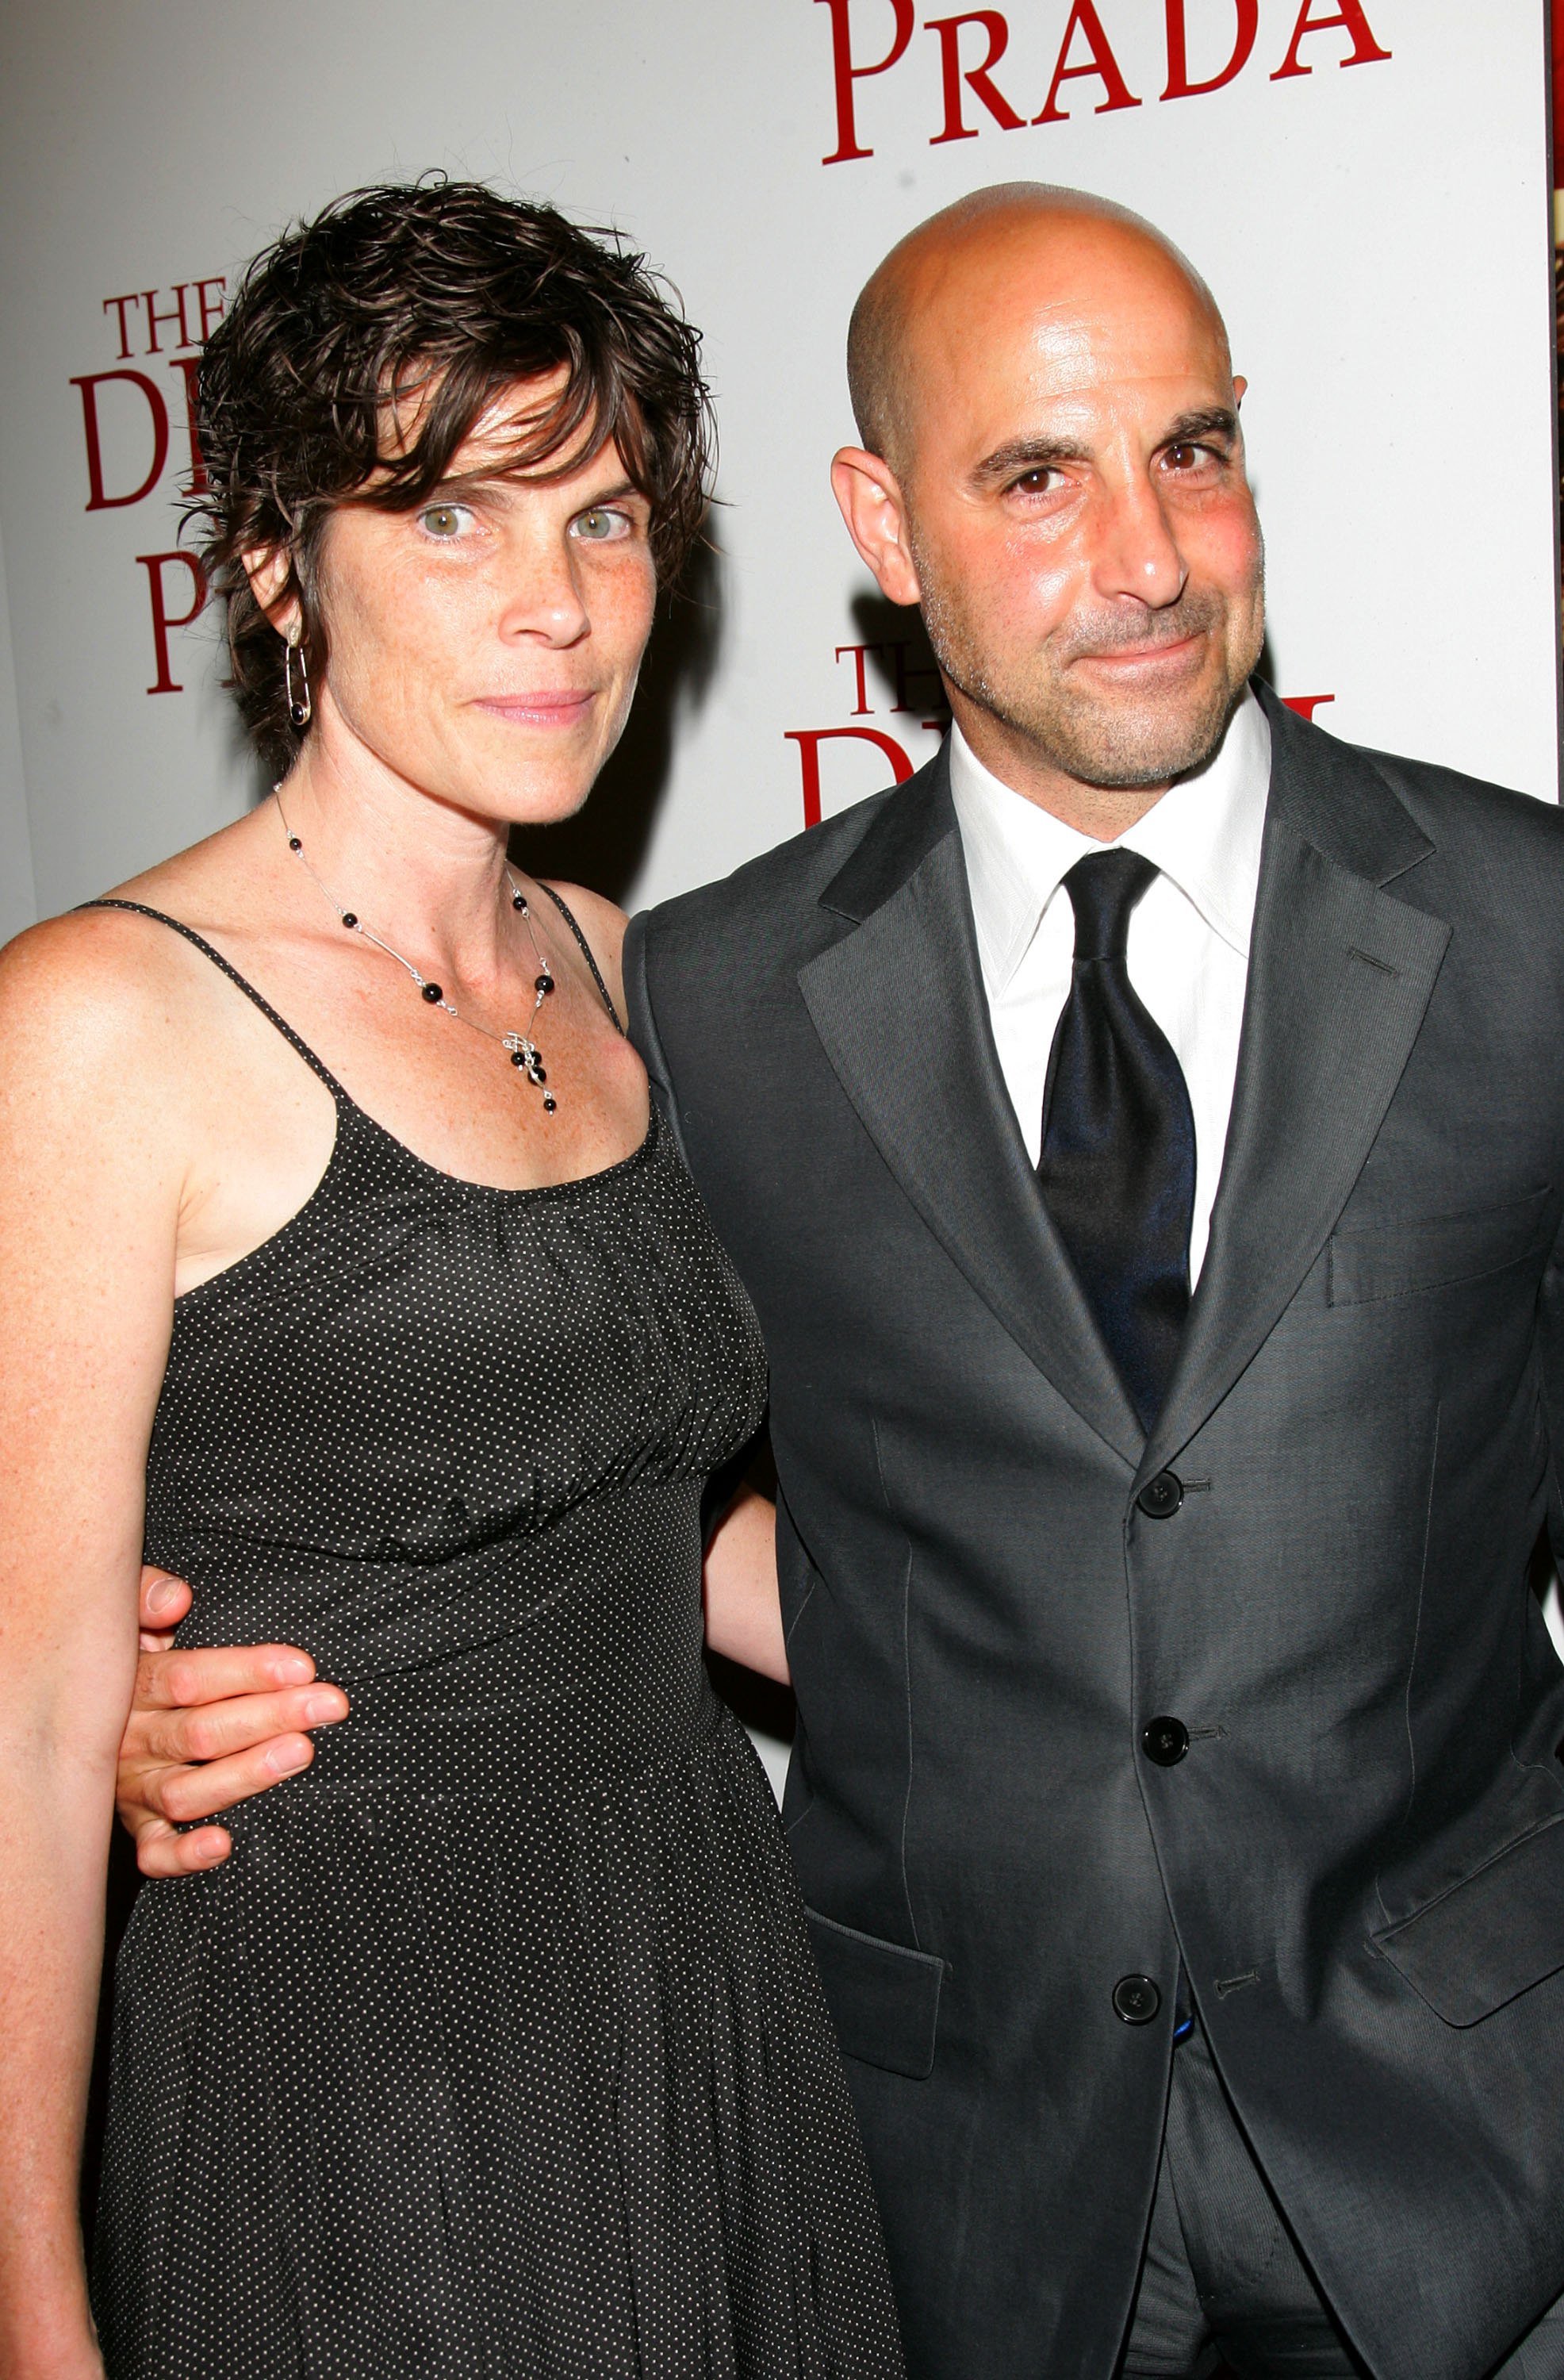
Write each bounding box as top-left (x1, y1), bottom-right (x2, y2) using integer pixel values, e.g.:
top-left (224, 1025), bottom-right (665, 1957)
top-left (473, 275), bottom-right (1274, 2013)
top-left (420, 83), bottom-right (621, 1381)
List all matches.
top-left (296, 377), bottom-right (659, 827)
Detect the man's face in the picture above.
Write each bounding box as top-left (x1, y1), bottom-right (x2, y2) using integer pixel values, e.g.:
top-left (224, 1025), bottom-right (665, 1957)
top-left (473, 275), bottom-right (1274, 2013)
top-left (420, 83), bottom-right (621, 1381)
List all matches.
top-left (844, 218), bottom-right (1265, 797)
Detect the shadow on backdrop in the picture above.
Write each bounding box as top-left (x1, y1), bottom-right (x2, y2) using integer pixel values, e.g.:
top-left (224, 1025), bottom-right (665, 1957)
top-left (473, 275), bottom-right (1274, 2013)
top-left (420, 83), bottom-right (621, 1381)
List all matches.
top-left (846, 587), bottom-right (950, 731)
top-left (512, 532), bottom-right (726, 904)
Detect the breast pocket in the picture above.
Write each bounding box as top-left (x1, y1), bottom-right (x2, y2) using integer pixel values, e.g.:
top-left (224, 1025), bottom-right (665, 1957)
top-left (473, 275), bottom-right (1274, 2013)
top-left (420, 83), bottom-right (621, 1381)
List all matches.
top-left (1328, 1186), bottom-right (1554, 1308)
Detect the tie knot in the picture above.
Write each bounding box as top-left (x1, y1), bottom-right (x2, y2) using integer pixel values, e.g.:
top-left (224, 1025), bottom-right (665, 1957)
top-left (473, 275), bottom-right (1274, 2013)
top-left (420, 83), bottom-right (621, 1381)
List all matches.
top-left (1063, 848), bottom-right (1158, 962)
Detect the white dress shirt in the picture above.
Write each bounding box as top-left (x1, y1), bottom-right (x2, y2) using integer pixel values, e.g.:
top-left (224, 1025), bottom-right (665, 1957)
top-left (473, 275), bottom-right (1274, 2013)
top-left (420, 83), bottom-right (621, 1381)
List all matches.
top-left (948, 690), bottom-right (1272, 1285)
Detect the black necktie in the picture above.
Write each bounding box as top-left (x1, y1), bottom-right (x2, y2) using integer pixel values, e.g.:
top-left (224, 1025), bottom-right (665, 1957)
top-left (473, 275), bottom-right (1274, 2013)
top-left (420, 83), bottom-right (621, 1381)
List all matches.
top-left (1037, 850), bottom-right (1196, 1434)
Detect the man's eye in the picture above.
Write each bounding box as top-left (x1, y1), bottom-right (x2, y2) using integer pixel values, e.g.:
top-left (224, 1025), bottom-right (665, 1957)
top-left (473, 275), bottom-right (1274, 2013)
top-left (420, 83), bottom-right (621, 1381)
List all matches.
top-left (1010, 468), bottom-right (1061, 497)
top-left (572, 507), bottom-right (630, 542)
top-left (1163, 443), bottom-right (1215, 472)
top-left (418, 503), bottom-right (471, 539)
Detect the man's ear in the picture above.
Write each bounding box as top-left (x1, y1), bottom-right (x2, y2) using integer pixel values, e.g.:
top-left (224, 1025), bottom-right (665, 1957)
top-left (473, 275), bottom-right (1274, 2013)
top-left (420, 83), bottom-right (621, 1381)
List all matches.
top-left (830, 448), bottom-right (922, 608)
top-left (1232, 374), bottom-right (1248, 407)
top-left (242, 545), bottom-right (299, 639)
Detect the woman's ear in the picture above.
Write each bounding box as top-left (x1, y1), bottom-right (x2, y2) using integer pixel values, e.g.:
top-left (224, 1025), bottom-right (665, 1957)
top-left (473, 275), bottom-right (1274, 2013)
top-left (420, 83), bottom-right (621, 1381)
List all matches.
top-left (241, 546), bottom-right (299, 641)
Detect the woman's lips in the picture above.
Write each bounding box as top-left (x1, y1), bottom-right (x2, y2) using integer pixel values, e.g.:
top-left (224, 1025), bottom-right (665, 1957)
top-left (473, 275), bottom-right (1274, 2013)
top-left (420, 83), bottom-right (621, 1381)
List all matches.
top-left (472, 689), bottom-right (598, 726)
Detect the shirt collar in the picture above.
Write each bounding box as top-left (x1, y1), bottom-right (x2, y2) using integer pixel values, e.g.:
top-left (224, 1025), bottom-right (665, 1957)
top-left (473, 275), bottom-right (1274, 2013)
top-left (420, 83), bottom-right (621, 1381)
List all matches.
top-left (948, 686), bottom-right (1272, 997)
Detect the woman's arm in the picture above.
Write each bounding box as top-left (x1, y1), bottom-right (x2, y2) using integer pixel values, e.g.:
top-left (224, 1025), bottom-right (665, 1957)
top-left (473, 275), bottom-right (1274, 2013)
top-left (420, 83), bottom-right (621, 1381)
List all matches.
top-left (703, 1488), bottom-right (788, 1684)
top-left (0, 920), bottom-right (186, 2377)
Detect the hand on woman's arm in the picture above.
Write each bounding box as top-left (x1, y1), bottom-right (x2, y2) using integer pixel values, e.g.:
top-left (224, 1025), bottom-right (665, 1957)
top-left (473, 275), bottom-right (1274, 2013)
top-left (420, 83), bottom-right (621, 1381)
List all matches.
top-left (119, 1567), bottom-right (348, 1879)
top-left (0, 923), bottom-right (186, 2375)
top-left (703, 1487), bottom-right (788, 1685)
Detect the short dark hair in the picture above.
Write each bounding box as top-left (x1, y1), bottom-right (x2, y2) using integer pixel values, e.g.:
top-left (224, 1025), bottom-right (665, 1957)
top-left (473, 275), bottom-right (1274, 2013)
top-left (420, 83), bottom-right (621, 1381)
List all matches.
top-left (194, 177), bottom-right (715, 771)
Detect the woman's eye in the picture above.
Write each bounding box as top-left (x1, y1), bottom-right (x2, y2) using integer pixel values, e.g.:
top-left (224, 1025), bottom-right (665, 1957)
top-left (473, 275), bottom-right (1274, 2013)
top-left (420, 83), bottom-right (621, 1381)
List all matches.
top-left (572, 507), bottom-right (629, 543)
top-left (418, 503), bottom-right (470, 539)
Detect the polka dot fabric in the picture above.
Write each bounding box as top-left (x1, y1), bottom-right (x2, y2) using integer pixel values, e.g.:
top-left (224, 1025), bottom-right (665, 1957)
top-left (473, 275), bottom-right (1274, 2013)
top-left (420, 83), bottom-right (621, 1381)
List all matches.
top-left (89, 907), bottom-right (904, 2380)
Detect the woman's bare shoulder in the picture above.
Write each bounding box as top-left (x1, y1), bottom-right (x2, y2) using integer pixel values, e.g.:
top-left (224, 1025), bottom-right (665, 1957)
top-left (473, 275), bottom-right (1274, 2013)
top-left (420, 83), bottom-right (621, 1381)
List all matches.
top-left (0, 893), bottom-right (225, 1130)
top-left (538, 880), bottom-right (627, 952)
top-left (0, 901), bottom-right (174, 1022)
top-left (0, 923), bottom-right (187, 1242)
top-left (536, 881), bottom-right (629, 1013)
top-left (0, 812), bottom-right (267, 1049)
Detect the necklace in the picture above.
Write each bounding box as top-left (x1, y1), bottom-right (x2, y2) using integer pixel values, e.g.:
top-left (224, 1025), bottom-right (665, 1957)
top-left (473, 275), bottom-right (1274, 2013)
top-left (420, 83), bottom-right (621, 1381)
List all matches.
top-left (273, 789), bottom-right (559, 1115)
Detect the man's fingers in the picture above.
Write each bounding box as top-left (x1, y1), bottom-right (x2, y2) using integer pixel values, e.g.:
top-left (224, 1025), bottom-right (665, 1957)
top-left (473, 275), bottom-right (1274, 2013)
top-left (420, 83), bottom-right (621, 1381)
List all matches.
top-left (137, 1683), bottom-right (348, 1768)
top-left (131, 1818), bottom-right (234, 1879)
top-left (133, 1641), bottom-right (321, 1710)
top-left (140, 1733), bottom-right (319, 1825)
top-left (137, 1564), bottom-right (192, 1631)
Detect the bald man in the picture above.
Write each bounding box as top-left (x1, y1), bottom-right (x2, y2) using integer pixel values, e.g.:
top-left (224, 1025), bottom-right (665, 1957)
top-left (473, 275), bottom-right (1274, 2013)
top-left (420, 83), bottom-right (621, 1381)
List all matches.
top-left (120, 188), bottom-right (1564, 2379)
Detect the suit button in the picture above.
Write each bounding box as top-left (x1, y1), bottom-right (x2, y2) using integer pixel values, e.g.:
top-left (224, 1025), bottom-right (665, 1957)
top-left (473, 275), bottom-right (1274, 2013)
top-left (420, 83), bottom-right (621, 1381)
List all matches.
top-left (1137, 1471), bottom-right (1183, 1518)
top-left (1113, 1975), bottom-right (1162, 2025)
top-left (1142, 1716), bottom-right (1190, 1768)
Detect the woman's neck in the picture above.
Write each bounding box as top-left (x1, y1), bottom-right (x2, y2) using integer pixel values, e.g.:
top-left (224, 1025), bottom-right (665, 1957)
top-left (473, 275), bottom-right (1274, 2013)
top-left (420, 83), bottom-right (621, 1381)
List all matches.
top-left (274, 737), bottom-right (517, 988)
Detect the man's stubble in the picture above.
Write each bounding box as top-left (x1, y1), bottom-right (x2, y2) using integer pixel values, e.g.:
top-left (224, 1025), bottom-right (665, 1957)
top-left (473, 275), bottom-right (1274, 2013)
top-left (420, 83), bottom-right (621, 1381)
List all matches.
top-left (910, 524), bottom-right (1266, 793)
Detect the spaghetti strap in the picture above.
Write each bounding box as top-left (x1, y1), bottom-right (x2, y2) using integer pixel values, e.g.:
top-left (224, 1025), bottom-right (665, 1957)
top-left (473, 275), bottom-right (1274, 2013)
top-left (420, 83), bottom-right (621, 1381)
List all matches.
top-left (535, 883), bottom-right (625, 1035)
top-left (80, 899), bottom-right (347, 1098)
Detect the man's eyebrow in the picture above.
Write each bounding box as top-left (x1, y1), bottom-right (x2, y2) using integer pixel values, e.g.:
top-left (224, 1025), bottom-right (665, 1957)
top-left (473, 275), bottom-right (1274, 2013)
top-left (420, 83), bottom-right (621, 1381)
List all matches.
top-left (972, 436), bottom-right (1094, 485)
top-left (971, 408), bottom-right (1240, 488)
top-left (1161, 406), bottom-right (1240, 447)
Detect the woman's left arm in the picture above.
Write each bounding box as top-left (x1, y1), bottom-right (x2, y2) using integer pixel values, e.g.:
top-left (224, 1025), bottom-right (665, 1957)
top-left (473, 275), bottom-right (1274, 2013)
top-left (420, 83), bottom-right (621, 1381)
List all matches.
top-left (703, 1488), bottom-right (788, 1684)
top-left (0, 919), bottom-right (185, 2377)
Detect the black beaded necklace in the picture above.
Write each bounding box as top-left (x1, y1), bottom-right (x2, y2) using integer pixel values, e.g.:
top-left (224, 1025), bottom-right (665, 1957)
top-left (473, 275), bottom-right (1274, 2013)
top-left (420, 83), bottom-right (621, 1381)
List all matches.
top-left (274, 789), bottom-right (560, 1115)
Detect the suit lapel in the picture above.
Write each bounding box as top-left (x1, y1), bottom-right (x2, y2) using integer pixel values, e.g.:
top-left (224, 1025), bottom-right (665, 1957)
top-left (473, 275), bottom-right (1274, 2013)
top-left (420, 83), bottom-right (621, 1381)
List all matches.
top-left (799, 704), bottom-right (1452, 1483)
top-left (799, 752), bottom-right (1144, 1467)
top-left (1141, 690), bottom-right (1452, 1481)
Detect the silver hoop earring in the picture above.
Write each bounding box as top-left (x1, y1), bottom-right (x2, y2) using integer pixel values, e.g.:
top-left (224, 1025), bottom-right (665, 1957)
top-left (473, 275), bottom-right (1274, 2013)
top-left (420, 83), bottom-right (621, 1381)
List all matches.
top-left (285, 636), bottom-right (312, 730)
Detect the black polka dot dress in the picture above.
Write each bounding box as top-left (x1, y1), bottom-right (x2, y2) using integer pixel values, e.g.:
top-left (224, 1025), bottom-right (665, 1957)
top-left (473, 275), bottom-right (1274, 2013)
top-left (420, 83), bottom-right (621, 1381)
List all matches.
top-left (88, 903), bottom-right (905, 2380)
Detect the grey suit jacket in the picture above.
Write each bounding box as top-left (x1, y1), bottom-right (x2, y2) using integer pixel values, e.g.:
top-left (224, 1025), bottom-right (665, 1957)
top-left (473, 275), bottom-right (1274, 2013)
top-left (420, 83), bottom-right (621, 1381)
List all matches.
top-left (623, 683), bottom-right (1564, 2380)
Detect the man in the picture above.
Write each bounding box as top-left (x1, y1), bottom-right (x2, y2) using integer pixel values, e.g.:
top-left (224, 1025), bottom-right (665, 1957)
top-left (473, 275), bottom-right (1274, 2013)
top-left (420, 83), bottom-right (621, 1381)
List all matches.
top-left (117, 186), bottom-right (1564, 2378)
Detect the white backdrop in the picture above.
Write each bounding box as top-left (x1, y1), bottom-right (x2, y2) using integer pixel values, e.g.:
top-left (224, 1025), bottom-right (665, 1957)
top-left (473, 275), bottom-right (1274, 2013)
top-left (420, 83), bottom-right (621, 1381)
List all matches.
top-left (0, 0), bottom-right (1557, 936)
top-left (0, 1), bottom-right (1560, 1736)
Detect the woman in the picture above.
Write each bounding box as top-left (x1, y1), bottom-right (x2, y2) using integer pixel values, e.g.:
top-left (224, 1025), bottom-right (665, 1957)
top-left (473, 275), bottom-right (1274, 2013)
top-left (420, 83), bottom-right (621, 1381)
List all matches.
top-left (0, 181), bottom-right (903, 2379)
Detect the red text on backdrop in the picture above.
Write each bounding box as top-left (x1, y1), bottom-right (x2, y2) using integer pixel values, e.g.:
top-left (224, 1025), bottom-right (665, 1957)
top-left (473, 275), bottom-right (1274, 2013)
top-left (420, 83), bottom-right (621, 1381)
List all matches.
top-left (816, 0), bottom-right (1391, 164)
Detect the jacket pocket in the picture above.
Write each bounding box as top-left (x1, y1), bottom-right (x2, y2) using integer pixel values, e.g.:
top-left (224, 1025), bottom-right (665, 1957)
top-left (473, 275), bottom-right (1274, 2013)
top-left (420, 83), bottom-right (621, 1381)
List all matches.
top-left (1371, 1813), bottom-right (1564, 2025)
top-left (805, 1906), bottom-right (946, 2079)
top-left (1328, 1186), bottom-right (1553, 1307)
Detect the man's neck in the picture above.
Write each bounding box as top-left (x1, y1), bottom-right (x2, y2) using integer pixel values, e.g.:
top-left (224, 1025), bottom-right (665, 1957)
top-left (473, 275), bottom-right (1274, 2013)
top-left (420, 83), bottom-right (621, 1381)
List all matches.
top-left (948, 694), bottom-right (1169, 842)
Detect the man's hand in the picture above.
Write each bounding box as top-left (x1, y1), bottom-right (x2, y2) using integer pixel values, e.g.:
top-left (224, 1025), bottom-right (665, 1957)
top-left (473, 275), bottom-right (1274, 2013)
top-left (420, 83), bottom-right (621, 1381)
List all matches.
top-left (118, 1566), bottom-right (349, 1877)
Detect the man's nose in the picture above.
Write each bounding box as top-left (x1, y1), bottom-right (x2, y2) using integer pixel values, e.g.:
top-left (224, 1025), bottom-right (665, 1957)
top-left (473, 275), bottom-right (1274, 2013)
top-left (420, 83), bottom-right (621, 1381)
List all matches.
top-left (1090, 474), bottom-right (1187, 611)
